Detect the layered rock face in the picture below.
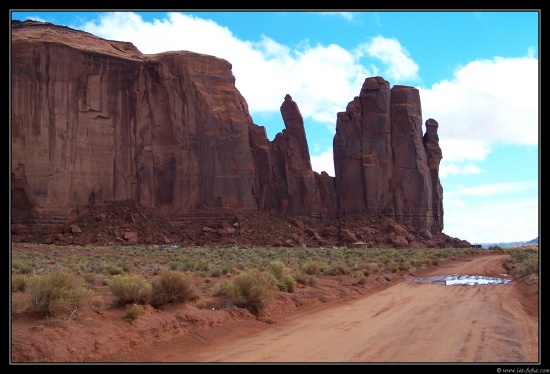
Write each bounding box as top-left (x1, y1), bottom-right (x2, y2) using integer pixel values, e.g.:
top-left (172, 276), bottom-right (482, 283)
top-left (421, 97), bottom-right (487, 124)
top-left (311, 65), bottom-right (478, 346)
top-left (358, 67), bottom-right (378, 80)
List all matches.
top-left (11, 20), bottom-right (442, 236)
top-left (12, 21), bottom-right (258, 217)
top-left (334, 77), bottom-right (443, 230)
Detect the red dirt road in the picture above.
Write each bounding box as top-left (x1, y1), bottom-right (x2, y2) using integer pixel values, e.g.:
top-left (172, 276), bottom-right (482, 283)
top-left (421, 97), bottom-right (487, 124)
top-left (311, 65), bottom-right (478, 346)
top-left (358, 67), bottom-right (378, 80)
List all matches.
top-left (150, 254), bottom-right (539, 363)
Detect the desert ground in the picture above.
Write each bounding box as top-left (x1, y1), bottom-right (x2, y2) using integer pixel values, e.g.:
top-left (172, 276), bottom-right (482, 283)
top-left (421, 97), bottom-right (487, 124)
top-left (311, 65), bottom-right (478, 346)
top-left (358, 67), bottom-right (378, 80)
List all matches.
top-left (147, 254), bottom-right (538, 363)
top-left (10, 245), bottom-right (539, 364)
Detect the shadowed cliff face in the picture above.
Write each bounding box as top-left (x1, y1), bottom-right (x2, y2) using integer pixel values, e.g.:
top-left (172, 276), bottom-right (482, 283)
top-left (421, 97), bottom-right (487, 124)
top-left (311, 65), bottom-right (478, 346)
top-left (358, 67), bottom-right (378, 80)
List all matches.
top-left (11, 20), bottom-right (444, 240)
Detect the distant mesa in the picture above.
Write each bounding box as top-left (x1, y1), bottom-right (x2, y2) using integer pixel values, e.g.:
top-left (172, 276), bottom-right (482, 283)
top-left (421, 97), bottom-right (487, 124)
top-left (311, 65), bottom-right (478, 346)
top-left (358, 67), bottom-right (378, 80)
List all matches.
top-left (11, 20), bottom-right (462, 248)
top-left (476, 238), bottom-right (539, 249)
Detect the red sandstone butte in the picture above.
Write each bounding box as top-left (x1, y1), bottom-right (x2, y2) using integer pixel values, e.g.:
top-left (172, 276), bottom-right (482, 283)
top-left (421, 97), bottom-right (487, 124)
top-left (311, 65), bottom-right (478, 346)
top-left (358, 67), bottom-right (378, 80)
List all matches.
top-left (11, 20), bottom-right (446, 243)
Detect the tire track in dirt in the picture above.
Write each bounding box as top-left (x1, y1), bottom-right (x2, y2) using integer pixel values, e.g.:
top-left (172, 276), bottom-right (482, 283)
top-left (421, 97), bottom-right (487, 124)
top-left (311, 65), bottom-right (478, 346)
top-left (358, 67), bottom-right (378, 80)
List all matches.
top-left (149, 254), bottom-right (538, 363)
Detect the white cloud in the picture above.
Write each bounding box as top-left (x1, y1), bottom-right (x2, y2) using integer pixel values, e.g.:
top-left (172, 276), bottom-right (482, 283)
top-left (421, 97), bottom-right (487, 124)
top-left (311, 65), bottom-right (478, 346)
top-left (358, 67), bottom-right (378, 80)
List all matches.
top-left (437, 139), bottom-right (492, 164)
top-left (419, 56), bottom-right (539, 148)
top-left (318, 12), bottom-right (355, 21)
top-left (439, 161), bottom-right (483, 178)
top-left (418, 55), bottom-right (538, 178)
top-left (445, 181), bottom-right (537, 197)
top-left (310, 148), bottom-right (335, 177)
top-left (443, 196), bottom-right (539, 243)
top-left (356, 35), bottom-right (420, 82)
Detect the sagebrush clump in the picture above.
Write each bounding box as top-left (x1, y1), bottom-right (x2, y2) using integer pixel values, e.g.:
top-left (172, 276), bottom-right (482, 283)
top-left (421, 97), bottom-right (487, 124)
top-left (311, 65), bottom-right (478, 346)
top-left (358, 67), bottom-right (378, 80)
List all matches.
top-left (106, 274), bottom-right (152, 305)
top-left (216, 268), bottom-right (276, 315)
top-left (26, 269), bottom-right (90, 315)
top-left (149, 270), bottom-right (197, 307)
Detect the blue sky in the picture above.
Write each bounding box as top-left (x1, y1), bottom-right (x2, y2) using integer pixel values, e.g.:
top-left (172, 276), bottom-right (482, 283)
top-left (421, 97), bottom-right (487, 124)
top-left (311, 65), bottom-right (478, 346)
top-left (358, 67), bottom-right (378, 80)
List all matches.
top-left (10, 10), bottom-right (540, 244)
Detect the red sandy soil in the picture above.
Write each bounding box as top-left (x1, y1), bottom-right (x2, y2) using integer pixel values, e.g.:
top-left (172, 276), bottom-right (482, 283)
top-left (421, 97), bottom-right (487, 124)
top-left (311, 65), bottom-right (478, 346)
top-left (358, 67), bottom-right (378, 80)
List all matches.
top-left (10, 246), bottom-right (538, 364)
top-left (10, 201), bottom-right (539, 363)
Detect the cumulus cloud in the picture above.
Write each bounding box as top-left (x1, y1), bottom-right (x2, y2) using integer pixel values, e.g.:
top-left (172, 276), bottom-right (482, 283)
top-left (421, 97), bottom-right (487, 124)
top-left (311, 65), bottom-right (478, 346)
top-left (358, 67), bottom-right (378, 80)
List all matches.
top-left (356, 35), bottom-right (420, 82)
top-left (443, 196), bottom-right (538, 243)
top-left (437, 139), bottom-right (492, 163)
top-left (419, 56), bottom-right (539, 147)
top-left (439, 161), bottom-right (483, 178)
top-left (445, 181), bottom-right (537, 197)
top-left (310, 148), bottom-right (335, 177)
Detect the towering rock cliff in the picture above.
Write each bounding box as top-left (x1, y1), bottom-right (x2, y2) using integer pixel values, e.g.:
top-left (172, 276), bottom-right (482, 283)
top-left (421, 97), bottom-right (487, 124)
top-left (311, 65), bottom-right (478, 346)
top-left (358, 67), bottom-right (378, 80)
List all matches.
top-left (11, 20), bottom-right (444, 239)
top-left (333, 78), bottom-right (443, 231)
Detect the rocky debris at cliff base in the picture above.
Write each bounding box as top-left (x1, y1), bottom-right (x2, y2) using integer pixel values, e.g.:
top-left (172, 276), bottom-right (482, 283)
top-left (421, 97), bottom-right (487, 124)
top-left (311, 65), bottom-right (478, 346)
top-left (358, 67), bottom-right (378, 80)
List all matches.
top-left (11, 200), bottom-right (470, 249)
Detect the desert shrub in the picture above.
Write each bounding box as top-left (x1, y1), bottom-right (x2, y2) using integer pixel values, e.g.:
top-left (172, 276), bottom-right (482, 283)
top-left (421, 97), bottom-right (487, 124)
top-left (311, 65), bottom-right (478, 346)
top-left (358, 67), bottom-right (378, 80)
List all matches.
top-left (67, 283), bottom-right (93, 305)
top-left (353, 270), bottom-right (366, 279)
top-left (364, 262), bottom-right (380, 274)
top-left (508, 249), bottom-right (529, 262)
top-left (82, 273), bottom-right (97, 286)
top-left (216, 268), bottom-right (276, 315)
top-left (488, 245), bottom-right (504, 252)
top-left (208, 267), bottom-right (223, 277)
top-left (12, 274), bottom-right (28, 292)
top-left (12, 259), bottom-right (34, 274)
top-left (220, 264), bottom-right (232, 275)
top-left (27, 269), bottom-right (90, 315)
top-left (398, 264), bottom-right (410, 271)
top-left (294, 272), bottom-right (318, 287)
top-left (212, 282), bottom-right (226, 297)
top-left (148, 270), bottom-right (197, 307)
top-left (193, 298), bottom-right (208, 309)
top-left (149, 263), bottom-right (163, 275)
top-left (126, 304), bottom-right (144, 320)
top-left (525, 247), bottom-right (538, 254)
top-left (301, 261), bottom-right (321, 275)
top-left (388, 264), bottom-right (399, 273)
top-left (89, 295), bottom-right (105, 310)
top-left (197, 262), bottom-right (209, 272)
top-left (525, 273), bottom-right (539, 286)
top-left (326, 262), bottom-right (350, 276)
top-left (147, 283), bottom-right (168, 308)
top-left (106, 274), bottom-right (152, 305)
top-left (293, 272), bottom-right (307, 285)
top-left (503, 248), bottom-right (539, 279)
top-left (107, 265), bottom-right (124, 275)
top-left (515, 257), bottom-right (538, 278)
top-left (268, 261), bottom-right (296, 293)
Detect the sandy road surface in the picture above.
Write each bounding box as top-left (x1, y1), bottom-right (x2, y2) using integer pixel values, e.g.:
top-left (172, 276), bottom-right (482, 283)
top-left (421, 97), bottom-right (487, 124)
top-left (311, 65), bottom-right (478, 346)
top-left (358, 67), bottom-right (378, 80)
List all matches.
top-left (150, 254), bottom-right (538, 363)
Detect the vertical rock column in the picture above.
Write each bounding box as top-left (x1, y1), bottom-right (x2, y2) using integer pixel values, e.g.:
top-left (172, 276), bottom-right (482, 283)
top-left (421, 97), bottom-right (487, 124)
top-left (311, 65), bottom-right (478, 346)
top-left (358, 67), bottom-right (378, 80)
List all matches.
top-left (271, 94), bottom-right (316, 215)
top-left (423, 118), bottom-right (444, 232)
top-left (333, 97), bottom-right (366, 216)
top-left (248, 124), bottom-right (277, 210)
top-left (333, 77), bottom-right (393, 217)
top-left (359, 77), bottom-right (395, 216)
top-left (390, 85), bottom-right (434, 228)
